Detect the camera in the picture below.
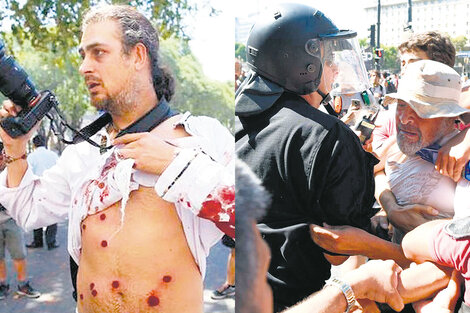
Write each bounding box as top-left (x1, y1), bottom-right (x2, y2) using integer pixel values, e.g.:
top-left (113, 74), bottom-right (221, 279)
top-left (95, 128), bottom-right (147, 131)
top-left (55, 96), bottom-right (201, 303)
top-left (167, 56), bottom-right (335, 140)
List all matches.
top-left (0, 39), bottom-right (57, 137)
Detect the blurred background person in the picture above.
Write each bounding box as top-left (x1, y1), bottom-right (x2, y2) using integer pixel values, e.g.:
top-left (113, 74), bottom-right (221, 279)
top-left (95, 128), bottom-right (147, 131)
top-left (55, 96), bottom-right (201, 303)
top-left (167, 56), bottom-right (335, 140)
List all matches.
top-left (0, 142), bottom-right (40, 299)
top-left (25, 134), bottom-right (60, 250)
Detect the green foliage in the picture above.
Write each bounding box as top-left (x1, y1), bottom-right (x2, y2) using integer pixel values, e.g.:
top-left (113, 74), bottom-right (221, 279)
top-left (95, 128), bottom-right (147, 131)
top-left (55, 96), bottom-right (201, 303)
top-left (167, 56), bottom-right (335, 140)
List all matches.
top-left (382, 46), bottom-right (400, 73)
top-left (1, 0), bottom-right (208, 57)
top-left (235, 42), bottom-right (246, 62)
top-left (358, 37), bottom-right (368, 48)
top-left (451, 35), bottom-right (468, 52)
top-left (160, 37), bottom-right (234, 131)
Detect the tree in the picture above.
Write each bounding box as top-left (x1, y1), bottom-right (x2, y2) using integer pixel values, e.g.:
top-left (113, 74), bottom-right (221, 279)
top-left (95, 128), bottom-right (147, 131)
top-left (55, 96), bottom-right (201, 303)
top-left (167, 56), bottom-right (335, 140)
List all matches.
top-left (382, 46), bottom-right (400, 73)
top-left (358, 37), bottom-right (368, 49)
top-left (451, 35), bottom-right (468, 52)
top-left (160, 37), bottom-right (234, 131)
top-left (1, 0), bottom-right (213, 56)
top-left (235, 42), bottom-right (246, 61)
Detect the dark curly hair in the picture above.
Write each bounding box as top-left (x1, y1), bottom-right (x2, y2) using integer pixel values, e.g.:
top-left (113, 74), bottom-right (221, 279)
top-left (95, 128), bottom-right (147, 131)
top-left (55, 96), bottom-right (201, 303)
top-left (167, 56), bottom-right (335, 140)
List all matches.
top-left (398, 31), bottom-right (455, 67)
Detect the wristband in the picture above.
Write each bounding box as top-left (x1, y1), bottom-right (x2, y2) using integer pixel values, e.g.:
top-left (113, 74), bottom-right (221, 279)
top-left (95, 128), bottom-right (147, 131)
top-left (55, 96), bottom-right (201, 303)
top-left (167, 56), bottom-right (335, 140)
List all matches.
top-left (2, 150), bottom-right (27, 164)
top-left (324, 277), bottom-right (356, 313)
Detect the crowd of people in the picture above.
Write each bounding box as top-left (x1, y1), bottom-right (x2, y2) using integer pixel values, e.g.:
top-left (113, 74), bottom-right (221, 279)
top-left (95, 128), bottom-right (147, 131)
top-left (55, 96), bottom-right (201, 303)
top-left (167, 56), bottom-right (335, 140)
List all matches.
top-left (236, 3), bottom-right (470, 313)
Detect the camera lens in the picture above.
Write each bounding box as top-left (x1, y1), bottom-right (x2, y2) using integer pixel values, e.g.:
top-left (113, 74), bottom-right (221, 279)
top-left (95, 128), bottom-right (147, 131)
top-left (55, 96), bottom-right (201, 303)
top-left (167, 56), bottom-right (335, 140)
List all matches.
top-left (0, 39), bottom-right (39, 109)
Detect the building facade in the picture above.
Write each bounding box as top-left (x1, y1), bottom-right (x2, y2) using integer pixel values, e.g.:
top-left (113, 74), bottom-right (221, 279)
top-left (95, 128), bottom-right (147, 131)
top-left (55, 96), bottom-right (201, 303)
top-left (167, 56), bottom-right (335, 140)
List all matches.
top-left (364, 0), bottom-right (470, 47)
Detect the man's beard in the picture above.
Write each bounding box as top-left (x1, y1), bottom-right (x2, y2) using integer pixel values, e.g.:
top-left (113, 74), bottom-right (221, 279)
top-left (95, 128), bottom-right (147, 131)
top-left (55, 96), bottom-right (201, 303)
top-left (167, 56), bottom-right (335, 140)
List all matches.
top-left (397, 129), bottom-right (423, 156)
top-left (92, 78), bottom-right (139, 116)
top-left (397, 119), bottom-right (455, 156)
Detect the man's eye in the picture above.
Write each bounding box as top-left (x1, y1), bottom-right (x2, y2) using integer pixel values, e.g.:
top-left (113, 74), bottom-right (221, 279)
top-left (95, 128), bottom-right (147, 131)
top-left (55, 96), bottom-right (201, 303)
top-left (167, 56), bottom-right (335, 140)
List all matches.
top-left (94, 50), bottom-right (104, 57)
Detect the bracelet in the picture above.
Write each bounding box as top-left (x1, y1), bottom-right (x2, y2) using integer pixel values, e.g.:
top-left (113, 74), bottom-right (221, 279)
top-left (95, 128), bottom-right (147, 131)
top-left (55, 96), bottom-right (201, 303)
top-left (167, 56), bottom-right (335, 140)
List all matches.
top-left (324, 277), bottom-right (356, 313)
top-left (2, 150), bottom-right (27, 164)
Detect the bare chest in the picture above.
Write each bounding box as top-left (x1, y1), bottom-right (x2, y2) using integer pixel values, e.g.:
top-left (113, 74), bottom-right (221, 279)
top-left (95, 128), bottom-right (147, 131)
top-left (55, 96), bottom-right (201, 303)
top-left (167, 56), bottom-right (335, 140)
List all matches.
top-left (77, 187), bottom-right (203, 313)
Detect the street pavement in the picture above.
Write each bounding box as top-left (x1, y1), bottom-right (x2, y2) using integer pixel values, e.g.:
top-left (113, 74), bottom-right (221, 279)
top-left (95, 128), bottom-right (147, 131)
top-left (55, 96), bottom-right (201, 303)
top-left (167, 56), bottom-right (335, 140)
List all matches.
top-left (0, 221), bottom-right (234, 313)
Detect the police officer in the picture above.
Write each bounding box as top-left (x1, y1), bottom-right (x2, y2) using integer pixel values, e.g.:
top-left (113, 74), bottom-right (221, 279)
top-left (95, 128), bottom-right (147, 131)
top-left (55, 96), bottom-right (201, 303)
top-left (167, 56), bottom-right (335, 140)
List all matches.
top-left (235, 4), bottom-right (378, 311)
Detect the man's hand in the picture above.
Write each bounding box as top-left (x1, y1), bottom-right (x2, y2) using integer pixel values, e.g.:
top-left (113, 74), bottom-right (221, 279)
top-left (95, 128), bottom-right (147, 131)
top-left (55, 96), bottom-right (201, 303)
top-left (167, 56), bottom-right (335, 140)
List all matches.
top-left (352, 299), bottom-right (380, 313)
top-left (346, 260), bottom-right (404, 312)
top-left (370, 209), bottom-right (391, 236)
top-left (113, 132), bottom-right (177, 175)
top-left (412, 270), bottom-right (462, 313)
top-left (0, 100), bottom-right (35, 158)
top-left (309, 223), bottom-right (369, 255)
top-left (436, 128), bottom-right (470, 182)
top-left (388, 204), bottom-right (439, 233)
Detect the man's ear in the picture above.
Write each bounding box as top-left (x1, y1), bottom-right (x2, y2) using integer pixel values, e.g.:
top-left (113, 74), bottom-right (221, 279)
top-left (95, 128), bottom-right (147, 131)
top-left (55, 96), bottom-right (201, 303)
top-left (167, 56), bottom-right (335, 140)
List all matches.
top-left (132, 43), bottom-right (148, 70)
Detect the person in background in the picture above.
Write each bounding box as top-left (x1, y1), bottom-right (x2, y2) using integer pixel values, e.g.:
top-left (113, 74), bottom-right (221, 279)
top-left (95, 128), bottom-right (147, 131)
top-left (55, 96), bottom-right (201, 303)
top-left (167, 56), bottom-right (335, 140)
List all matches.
top-left (369, 69), bottom-right (386, 104)
top-left (25, 134), bottom-right (60, 250)
top-left (0, 142), bottom-right (40, 299)
top-left (211, 234), bottom-right (235, 300)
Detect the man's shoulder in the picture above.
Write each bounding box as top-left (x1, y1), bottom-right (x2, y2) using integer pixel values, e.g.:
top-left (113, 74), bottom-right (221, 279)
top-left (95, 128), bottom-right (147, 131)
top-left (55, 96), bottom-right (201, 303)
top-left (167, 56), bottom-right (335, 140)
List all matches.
top-left (277, 96), bottom-right (348, 133)
top-left (174, 112), bottom-right (233, 139)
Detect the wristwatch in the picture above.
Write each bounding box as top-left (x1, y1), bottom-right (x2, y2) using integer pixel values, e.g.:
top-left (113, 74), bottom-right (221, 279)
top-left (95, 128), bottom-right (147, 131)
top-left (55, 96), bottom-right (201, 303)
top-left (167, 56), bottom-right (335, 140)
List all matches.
top-left (324, 277), bottom-right (356, 313)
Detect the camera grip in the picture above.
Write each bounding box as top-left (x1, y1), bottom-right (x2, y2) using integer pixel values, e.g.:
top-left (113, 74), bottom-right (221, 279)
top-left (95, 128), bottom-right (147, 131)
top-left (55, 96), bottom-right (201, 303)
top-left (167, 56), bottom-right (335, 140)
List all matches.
top-left (0, 91), bottom-right (57, 138)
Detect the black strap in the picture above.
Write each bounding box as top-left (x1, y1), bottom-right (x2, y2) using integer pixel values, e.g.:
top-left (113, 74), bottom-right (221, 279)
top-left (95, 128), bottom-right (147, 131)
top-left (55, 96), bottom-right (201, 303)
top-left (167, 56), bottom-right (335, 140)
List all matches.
top-left (71, 98), bottom-right (177, 148)
top-left (317, 89), bottom-right (337, 117)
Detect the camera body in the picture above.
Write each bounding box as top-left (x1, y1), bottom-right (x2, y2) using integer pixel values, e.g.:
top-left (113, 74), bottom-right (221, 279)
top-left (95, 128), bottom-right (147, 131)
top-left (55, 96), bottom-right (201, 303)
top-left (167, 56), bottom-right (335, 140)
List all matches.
top-left (0, 39), bottom-right (57, 137)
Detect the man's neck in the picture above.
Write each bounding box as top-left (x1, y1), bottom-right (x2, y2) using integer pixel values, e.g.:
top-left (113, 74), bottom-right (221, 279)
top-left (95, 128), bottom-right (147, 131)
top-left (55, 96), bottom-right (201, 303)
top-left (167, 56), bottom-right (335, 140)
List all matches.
top-left (301, 88), bottom-right (328, 109)
top-left (111, 89), bottom-right (159, 131)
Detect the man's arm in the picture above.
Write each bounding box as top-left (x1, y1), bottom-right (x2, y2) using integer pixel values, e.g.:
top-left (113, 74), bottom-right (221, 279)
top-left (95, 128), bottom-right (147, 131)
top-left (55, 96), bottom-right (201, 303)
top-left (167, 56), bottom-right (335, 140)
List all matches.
top-left (375, 170), bottom-right (439, 233)
top-left (0, 145), bottom-right (72, 231)
top-left (309, 223), bottom-right (410, 268)
top-left (282, 260), bottom-right (451, 313)
top-left (401, 219), bottom-right (449, 264)
top-left (283, 260), bottom-right (405, 313)
top-left (436, 128), bottom-right (470, 182)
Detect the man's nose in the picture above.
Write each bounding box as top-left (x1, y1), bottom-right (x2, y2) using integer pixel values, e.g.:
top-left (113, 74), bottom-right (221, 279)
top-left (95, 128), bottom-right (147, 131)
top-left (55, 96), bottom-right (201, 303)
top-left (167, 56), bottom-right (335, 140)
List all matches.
top-left (79, 56), bottom-right (93, 76)
top-left (398, 106), bottom-right (414, 124)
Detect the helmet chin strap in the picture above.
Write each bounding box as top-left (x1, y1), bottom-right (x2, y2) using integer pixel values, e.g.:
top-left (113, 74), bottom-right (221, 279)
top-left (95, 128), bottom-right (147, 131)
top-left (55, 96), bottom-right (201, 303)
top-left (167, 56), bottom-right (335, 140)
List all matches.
top-left (316, 88), bottom-right (337, 117)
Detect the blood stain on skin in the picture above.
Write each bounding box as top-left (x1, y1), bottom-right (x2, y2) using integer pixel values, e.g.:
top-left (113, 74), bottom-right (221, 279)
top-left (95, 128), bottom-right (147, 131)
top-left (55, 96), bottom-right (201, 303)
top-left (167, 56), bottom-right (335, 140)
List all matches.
top-left (101, 240), bottom-right (108, 247)
top-left (82, 224), bottom-right (86, 230)
top-left (90, 283), bottom-right (95, 290)
top-left (147, 295), bottom-right (160, 307)
top-left (92, 289), bottom-right (98, 297)
top-left (162, 275), bottom-right (172, 283)
top-left (112, 280), bottom-right (119, 288)
top-left (100, 213), bottom-right (106, 221)
top-left (80, 294), bottom-right (84, 300)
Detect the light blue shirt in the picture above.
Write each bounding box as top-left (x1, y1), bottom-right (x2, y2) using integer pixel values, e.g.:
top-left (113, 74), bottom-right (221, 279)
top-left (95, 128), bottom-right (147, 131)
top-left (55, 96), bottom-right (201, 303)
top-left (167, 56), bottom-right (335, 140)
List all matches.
top-left (27, 146), bottom-right (59, 176)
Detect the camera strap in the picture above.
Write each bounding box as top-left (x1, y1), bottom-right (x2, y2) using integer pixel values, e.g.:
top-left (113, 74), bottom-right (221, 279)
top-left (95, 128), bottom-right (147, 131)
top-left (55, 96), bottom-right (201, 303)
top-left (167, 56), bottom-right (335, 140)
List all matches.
top-left (57, 98), bottom-right (177, 150)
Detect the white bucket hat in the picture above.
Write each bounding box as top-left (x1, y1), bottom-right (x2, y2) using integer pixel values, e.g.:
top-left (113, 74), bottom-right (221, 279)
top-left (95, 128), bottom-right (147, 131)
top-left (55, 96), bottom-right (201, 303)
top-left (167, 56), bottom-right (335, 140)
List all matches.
top-left (385, 60), bottom-right (470, 120)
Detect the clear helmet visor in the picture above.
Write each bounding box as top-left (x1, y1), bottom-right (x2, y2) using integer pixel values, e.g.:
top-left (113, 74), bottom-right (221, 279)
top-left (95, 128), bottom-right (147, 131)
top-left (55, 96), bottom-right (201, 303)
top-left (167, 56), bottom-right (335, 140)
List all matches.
top-left (306, 36), bottom-right (370, 96)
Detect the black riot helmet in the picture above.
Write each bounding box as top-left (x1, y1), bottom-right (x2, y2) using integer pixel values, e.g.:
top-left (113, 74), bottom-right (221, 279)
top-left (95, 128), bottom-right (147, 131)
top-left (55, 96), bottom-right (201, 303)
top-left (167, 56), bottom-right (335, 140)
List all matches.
top-left (246, 3), bottom-right (369, 96)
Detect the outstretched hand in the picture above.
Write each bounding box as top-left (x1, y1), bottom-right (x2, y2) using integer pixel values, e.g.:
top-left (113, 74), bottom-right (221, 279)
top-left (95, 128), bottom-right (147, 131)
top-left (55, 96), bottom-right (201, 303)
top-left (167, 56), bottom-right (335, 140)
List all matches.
top-left (309, 223), bottom-right (370, 255)
top-left (346, 260), bottom-right (404, 312)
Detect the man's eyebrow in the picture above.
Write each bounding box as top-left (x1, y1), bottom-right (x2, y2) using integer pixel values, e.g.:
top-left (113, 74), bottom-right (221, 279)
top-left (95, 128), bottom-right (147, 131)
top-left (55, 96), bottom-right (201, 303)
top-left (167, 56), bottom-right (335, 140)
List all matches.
top-left (78, 42), bottom-right (109, 54)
